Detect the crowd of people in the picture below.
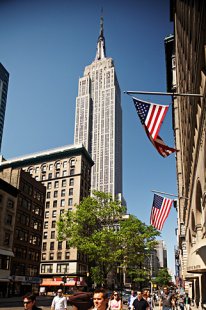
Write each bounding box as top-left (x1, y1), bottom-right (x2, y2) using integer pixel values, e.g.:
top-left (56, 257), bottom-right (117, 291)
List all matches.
top-left (21, 287), bottom-right (192, 310)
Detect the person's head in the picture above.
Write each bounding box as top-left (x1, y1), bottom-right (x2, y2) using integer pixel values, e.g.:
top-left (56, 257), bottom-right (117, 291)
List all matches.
top-left (112, 291), bottom-right (120, 301)
top-left (23, 293), bottom-right (36, 310)
top-left (68, 291), bottom-right (93, 310)
top-left (93, 288), bottom-right (108, 310)
top-left (163, 287), bottom-right (169, 295)
top-left (57, 289), bottom-right (63, 297)
top-left (131, 290), bottom-right (135, 296)
top-left (142, 290), bottom-right (148, 299)
top-left (137, 291), bottom-right (143, 300)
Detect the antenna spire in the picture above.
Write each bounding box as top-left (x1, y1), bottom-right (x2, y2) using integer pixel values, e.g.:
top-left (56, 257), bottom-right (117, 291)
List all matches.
top-left (95, 10), bottom-right (106, 60)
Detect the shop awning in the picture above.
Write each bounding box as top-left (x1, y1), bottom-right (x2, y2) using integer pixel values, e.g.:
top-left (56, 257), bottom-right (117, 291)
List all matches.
top-left (40, 280), bottom-right (76, 286)
top-left (0, 249), bottom-right (14, 257)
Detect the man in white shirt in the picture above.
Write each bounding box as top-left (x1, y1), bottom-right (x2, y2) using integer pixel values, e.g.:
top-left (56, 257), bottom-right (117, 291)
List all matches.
top-left (51, 289), bottom-right (67, 310)
top-left (128, 291), bottom-right (136, 310)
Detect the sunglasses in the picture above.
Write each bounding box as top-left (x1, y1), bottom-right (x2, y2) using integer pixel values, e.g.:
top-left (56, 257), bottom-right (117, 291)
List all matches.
top-left (23, 301), bottom-right (32, 304)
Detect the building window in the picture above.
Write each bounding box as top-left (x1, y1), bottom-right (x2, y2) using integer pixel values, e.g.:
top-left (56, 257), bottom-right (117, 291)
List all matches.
top-left (68, 198), bottom-right (73, 206)
top-left (57, 252), bottom-right (62, 260)
top-left (69, 188), bottom-right (73, 196)
top-left (48, 173), bottom-right (52, 179)
top-left (46, 202), bottom-right (50, 209)
top-left (62, 170), bottom-right (67, 177)
top-left (58, 242), bottom-right (62, 250)
top-left (49, 164), bottom-right (53, 170)
top-left (43, 232), bottom-right (48, 239)
top-left (47, 192), bottom-right (51, 199)
top-left (56, 264), bottom-right (69, 273)
top-left (44, 221), bottom-right (48, 229)
top-left (42, 175), bottom-right (46, 181)
top-left (54, 190), bottom-right (58, 198)
top-left (63, 161), bottom-right (67, 168)
top-left (54, 181), bottom-right (59, 188)
top-left (65, 252), bottom-right (70, 259)
top-left (7, 199), bottom-right (14, 209)
top-left (4, 232), bottom-right (10, 246)
top-left (42, 242), bottom-right (47, 251)
top-left (41, 164), bottom-right (47, 172)
top-left (47, 182), bottom-right (52, 189)
top-left (60, 210), bottom-right (64, 216)
top-left (70, 169), bottom-right (75, 176)
top-left (61, 189), bottom-right (65, 197)
top-left (41, 264), bottom-right (53, 273)
top-left (52, 210), bottom-right (57, 217)
top-left (45, 211), bottom-right (49, 218)
top-left (60, 199), bottom-right (65, 207)
top-left (35, 167), bottom-right (39, 173)
top-left (55, 161), bottom-right (61, 169)
top-left (70, 159), bottom-right (75, 167)
top-left (51, 221), bottom-right (56, 228)
top-left (53, 201), bottom-right (57, 208)
top-left (49, 253), bottom-right (54, 260)
top-left (69, 178), bottom-right (74, 186)
top-left (50, 242), bottom-right (54, 250)
top-left (5, 214), bottom-right (12, 226)
top-left (51, 231), bottom-right (55, 239)
top-left (42, 253), bottom-right (46, 260)
top-left (62, 180), bottom-right (66, 187)
top-left (56, 171), bottom-right (60, 178)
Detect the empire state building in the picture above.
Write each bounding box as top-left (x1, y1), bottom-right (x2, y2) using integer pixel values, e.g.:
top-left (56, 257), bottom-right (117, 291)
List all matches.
top-left (74, 17), bottom-right (123, 200)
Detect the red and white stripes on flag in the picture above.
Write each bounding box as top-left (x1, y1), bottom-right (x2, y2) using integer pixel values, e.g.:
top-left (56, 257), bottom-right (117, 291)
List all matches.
top-left (132, 97), bottom-right (176, 157)
top-left (143, 103), bottom-right (168, 140)
top-left (150, 194), bottom-right (173, 231)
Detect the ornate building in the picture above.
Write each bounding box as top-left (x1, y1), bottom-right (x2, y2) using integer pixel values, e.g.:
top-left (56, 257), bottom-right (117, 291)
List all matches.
top-left (74, 17), bottom-right (123, 201)
top-left (165, 0), bottom-right (206, 307)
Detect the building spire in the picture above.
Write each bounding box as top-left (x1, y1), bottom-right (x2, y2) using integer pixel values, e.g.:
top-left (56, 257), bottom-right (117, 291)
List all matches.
top-left (95, 11), bottom-right (106, 60)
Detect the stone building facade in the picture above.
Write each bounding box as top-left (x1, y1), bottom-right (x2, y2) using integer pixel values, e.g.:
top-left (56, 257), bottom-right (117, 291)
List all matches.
top-left (165, 0), bottom-right (206, 307)
top-left (0, 144), bottom-right (93, 293)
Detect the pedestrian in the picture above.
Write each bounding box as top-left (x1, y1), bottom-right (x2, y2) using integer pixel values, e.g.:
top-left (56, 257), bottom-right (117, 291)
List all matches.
top-left (159, 287), bottom-right (174, 310)
top-left (128, 290), bottom-right (136, 310)
top-left (51, 289), bottom-right (67, 310)
top-left (93, 288), bottom-right (108, 310)
top-left (132, 291), bottom-right (150, 310)
top-left (146, 291), bottom-right (154, 309)
top-left (183, 293), bottom-right (191, 310)
top-left (178, 295), bottom-right (184, 310)
top-left (108, 291), bottom-right (122, 310)
top-left (68, 291), bottom-right (93, 310)
top-left (23, 293), bottom-right (42, 310)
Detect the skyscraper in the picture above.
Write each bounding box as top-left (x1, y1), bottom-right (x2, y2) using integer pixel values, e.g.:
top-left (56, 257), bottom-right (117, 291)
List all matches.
top-left (0, 63), bottom-right (9, 152)
top-left (74, 17), bottom-right (123, 199)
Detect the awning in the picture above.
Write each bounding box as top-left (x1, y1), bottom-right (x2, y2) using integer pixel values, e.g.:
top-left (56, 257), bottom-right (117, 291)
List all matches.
top-left (187, 240), bottom-right (206, 273)
top-left (0, 249), bottom-right (14, 257)
top-left (40, 280), bottom-right (76, 286)
top-left (0, 278), bottom-right (9, 283)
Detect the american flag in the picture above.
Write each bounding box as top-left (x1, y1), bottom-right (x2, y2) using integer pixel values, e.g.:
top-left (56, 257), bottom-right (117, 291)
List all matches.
top-left (133, 97), bottom-right (168, 140)
top-left (150, 194), bottom-right (173, 231)
top-left (132, 97), bottom-right (176, 157)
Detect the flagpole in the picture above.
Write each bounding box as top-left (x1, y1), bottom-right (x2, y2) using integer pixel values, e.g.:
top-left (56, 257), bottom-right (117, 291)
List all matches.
top-left (124, 90), bottom-right (203, 98)
top-left (151, 189), bottom-right (189, 200)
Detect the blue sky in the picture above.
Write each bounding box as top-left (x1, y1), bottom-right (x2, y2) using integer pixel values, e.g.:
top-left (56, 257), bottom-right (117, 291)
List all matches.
top-left (0, 0), bottom-right (177, 274)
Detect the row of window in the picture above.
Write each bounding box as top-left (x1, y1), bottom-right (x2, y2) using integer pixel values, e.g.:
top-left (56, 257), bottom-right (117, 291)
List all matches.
top-left (35, 168), bottom-right (75, 181)
top-left (45, 199), bottom-right (73, 211)
top-left (28, 159), bottom-right (76, 175)
top-left (13, 247), bottom-right (40, 262)
top-left (0, 195), bottom-right (15, 209)
top-left (42, 251), bottom-right (70, 261)
top-left (21, 181), bottom-right (44, 203)
top-left (47, 178), bottom-right (74, 189)
top-left (46, 188), bottom-right (73, 198)
top-left (41, 264), bottom-right (69, 273)
top-left (42, 241), bottom-right (68, 251)
top-left (44, 206), bottom-right (72, 220)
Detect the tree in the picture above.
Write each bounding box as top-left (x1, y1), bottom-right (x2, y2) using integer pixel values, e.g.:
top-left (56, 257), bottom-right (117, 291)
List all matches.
top-left (153, 268), bottom-right (172, 287)
top-left (57, 191), bottom-right (160, 287)
top-left (118, 215), bottom-right (160, 288)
